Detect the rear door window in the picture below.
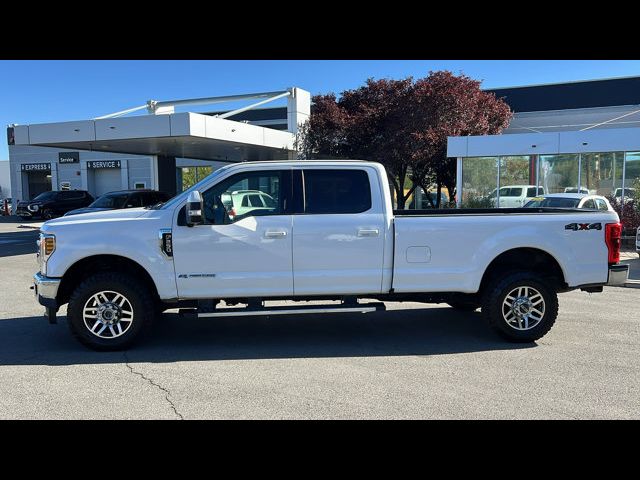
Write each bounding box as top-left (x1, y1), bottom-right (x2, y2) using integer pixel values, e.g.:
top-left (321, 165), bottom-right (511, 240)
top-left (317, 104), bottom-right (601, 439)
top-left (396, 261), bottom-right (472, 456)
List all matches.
top-left (303, 169), bottom-right (371, 214)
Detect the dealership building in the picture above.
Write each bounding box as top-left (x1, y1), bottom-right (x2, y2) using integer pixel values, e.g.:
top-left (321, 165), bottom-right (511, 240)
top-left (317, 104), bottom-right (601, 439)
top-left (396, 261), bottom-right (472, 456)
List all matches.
top-left (449, 76), bottom-right (640, 207)
top-left (6, 88), bottom-right (309, 201)
top-left (6, 77), bottom-right (640, 207)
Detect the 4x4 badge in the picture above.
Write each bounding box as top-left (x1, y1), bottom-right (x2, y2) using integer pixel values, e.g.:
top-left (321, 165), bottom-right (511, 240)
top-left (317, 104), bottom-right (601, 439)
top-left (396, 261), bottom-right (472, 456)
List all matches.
top-left (565, 222), bottom-right (602, 231)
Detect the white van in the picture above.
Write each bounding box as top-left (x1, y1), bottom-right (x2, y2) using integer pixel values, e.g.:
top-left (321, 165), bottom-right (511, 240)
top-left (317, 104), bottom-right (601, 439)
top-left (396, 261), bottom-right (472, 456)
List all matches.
top-left (489, 185), bottom-right (544, 208)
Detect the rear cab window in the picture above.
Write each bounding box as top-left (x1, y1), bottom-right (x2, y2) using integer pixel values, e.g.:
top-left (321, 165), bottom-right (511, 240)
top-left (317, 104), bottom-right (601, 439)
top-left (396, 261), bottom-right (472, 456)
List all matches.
top-left (596, 199), bottom-right (609, 211)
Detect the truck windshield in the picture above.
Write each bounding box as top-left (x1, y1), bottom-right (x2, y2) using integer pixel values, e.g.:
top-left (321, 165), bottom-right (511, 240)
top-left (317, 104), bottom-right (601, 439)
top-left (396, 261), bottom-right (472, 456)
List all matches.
top-left (157, 164), bottom-right (235, 211)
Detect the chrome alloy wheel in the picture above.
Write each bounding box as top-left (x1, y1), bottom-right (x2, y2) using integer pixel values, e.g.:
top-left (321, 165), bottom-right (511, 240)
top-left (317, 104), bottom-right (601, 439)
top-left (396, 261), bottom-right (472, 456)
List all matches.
top-left (501, 286), bottom-right (545, 331)
top-left (83, 291), bottom-right (134, 339)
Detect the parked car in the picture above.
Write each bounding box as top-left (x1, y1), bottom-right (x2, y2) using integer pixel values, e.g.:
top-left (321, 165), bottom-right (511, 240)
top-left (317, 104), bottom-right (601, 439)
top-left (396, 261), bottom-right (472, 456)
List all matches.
top-left (64, 190), bottom-right (171, 216)
top-left (409, 189), bottom-right (449, 209)
top-left (33, 160), bottom-right (627, 350)
top-left (614, 187), bottom-right (636, 204)
top-left (16, 190), bottom-right (94, 219)
top-left (564, 186), bottom-right (590, 194)
top-left (488, 185), bottom-right (544, 208)
top-left (524, 193), bottom-right (613, 211)
top-left (219, 190), bottom-right (277, 220)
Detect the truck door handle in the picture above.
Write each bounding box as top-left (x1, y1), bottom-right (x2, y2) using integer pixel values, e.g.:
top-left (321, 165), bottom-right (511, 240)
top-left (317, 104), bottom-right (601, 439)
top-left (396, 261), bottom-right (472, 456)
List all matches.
top-left (357, 228), bottom-right (380, 237)
top-left (264, 230), bottom-right (287, 238)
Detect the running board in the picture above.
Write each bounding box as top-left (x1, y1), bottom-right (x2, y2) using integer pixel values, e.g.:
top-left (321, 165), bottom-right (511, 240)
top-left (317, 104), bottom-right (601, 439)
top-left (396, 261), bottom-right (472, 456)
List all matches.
top-left (197, 302), bottom-right (386, 318)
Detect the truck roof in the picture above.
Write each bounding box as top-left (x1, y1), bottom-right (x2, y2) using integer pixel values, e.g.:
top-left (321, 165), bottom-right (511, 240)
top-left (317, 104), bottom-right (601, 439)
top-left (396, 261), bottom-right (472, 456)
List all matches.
top-left (233, 159), bottom-right (372, 167)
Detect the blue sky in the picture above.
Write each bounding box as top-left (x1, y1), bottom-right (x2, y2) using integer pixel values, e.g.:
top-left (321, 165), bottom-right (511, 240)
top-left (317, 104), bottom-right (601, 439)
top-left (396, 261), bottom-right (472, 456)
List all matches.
top-left (2, 60), bottom-right (640, 159)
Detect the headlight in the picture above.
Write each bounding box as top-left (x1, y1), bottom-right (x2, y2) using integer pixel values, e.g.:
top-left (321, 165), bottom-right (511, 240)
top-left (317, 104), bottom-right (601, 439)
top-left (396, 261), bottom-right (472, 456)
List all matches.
top-left (28, 204), bottom-right (40, 212)
top-left (39, 233), bottom-right (56, 275)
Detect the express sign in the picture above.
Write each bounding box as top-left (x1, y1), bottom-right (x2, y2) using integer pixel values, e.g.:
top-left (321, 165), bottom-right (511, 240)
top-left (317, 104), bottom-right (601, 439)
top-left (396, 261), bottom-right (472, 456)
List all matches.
top-left (21, 163), bottom-right (51, 172)
top-left (87, 160), bottom-right (121, 169)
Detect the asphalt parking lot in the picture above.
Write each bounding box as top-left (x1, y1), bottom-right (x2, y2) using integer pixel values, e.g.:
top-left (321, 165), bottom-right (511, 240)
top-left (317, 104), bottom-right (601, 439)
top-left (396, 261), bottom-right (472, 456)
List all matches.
top-left (0, 217), bottom-right (638, 419)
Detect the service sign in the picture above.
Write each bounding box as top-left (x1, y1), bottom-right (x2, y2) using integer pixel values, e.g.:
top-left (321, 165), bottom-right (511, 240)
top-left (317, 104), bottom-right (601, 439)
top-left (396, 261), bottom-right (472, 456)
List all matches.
top-left (58, 152), bottom-right (79, 164)
top-left (87, 160), bottom-right (121, 169)
top-left (21, 163), bottom-right (51, 172)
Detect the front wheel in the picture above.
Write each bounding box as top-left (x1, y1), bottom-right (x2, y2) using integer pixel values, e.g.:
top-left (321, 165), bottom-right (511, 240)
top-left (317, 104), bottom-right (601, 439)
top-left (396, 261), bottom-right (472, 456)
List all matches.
top-left (481, 271), bottom-right (558, 342)
top-left (42, 209), bottom-right (54, 220)
top-left (67, 272), bottom-right (156, 351)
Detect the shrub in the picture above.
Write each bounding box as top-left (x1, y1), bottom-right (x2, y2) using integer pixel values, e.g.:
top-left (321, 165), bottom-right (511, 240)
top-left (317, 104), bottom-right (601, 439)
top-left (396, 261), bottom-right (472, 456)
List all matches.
top-left (605, 194), bottom-right (640, 235)
top-left (460, 193), bottom-right (494, 209)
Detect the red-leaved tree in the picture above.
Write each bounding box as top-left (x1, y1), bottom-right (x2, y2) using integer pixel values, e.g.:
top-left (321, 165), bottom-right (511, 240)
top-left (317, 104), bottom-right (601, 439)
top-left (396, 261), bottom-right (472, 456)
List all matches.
top-left (410, 71), bottom-right (512, 206)
top-left (297, 71), bottom-right (513, 208)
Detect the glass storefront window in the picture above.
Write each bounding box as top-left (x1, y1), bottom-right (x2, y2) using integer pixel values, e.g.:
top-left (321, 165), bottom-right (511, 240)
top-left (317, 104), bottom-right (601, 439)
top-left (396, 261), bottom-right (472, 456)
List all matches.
top-left (581, 152), bottom-right (623, 196)
top-left (498, 156), bottom-right (535, 207)
top-left (458, 150), bottom-right (640, 209)
top-left (623, 152), bottom-right (640, 202)
top-left (539, 154), bottom-right (579, 194)
top-left (461, 157), bottom-right (498, 207)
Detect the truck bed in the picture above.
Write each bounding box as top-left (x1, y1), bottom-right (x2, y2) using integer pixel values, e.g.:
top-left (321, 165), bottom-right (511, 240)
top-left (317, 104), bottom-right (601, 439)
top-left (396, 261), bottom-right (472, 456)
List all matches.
top-left (393, 207), bottom-right (600, 216)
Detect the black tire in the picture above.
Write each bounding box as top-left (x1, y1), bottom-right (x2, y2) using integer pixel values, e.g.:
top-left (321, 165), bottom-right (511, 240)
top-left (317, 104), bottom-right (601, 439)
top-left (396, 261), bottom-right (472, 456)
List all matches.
top-left (67, 272), bottom-right (156, 351)
top-left (42, 209), bottom-right (54, 220)
top-left (481, 271), bottom-right (558, 343)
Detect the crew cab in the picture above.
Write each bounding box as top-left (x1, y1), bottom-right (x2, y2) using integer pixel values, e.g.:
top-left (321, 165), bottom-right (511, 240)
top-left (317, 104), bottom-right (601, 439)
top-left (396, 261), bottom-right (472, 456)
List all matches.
top-left (33, 161), bottom-right (629, 351)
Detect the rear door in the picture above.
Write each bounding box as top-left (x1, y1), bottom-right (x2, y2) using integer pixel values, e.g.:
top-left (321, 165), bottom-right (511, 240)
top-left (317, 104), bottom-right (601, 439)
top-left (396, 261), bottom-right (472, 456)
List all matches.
top-left (292, 167), bottom-right (385, 295)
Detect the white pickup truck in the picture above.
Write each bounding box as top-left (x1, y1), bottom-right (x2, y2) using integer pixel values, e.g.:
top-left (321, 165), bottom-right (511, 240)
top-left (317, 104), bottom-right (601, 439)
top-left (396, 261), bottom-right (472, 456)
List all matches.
top-left (33, 161), bottom-right (628, 350)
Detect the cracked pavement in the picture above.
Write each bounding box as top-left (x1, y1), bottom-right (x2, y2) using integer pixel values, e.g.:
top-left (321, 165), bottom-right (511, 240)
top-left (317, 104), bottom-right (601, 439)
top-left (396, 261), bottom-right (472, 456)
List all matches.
top-left (123, 353), bottom-right (184, 420)
top-left (0, 220), bottom-right (638, 419)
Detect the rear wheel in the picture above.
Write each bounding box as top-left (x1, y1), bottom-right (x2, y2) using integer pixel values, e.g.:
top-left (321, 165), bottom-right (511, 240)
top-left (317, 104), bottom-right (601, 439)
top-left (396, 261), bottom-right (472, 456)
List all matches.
top-left (481, 271), bottom-right (558, 342)
top-left (67, 272), bottom-right (156, 351)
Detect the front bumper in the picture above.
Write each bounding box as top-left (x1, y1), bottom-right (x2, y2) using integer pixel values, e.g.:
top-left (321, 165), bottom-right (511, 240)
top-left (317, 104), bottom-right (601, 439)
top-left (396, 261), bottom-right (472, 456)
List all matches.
top-left (33, 272), bottom-right (61, 323)
top-left (607, 264), bottom-right (629, 286)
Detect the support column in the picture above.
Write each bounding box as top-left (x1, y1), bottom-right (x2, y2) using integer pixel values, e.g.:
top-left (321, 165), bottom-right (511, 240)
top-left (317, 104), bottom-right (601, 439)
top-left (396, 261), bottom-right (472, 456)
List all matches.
top-left (120, 160), bottom-right (129, 190)
top-left (456, 157), bottom-right (463, 208)
top-left (156, 155), bottom-right (177, 196)
top-left (287, 87), bottom-right (311, 134)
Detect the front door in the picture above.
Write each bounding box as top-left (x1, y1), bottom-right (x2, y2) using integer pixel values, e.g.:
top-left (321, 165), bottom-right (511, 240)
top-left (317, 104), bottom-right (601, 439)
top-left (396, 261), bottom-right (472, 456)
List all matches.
top-left (172, 169), bottom-right (293, 299)
top-left (292, 168), bottom-right (386, 295)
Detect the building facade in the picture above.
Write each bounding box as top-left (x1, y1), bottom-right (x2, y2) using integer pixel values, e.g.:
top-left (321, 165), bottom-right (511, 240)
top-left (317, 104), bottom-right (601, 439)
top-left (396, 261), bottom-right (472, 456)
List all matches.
top-left (449, 77), bottom-right (640, 207)
top-left (7, 88), bottom-right (310, 202)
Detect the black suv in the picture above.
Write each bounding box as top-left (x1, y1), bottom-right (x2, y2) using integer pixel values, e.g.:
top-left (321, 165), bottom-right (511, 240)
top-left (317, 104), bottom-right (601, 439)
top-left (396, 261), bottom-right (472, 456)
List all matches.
top-left (64, 190), bottom-right (171, 216)
top-left (16, 190), bottom-right (94, 219)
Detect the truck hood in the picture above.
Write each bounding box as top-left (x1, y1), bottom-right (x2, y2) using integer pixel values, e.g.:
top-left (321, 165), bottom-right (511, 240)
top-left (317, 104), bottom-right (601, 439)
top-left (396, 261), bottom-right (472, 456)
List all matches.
top-left (41, 207), bottom-right (150, 230)
top-left (64, 207), bottom-right (113, 216)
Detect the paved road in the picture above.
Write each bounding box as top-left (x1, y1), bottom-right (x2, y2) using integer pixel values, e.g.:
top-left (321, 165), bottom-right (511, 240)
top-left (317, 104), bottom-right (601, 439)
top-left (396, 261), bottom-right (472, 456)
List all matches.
top-left (0, 219), bottom-right (638, 419)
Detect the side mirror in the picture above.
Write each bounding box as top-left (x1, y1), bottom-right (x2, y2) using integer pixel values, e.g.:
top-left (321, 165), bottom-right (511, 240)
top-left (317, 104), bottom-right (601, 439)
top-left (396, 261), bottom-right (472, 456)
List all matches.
top-left (186, 190), bottom-right (204, 226)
